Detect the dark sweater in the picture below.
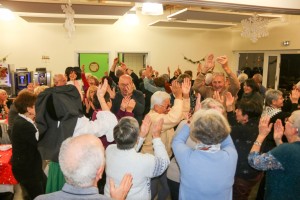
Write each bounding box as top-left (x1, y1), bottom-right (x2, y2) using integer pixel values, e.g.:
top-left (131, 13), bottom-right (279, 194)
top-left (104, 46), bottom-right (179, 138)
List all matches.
top-left (227, 112), bottom-right (261, 179)
top-left (111, 90), bottom-right (145, 125)
top-left (11, 115), bottom-right (44, 181)
top-left (265, 142), bottom-right (300, 200)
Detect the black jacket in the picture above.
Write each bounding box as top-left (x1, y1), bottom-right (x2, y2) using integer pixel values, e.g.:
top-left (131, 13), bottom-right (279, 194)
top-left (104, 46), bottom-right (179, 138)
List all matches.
top-left (36, 85), bottom-right (83, 162)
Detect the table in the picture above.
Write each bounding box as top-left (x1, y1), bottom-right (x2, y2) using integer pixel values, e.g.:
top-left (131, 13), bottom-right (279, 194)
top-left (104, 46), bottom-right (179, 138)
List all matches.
top-left (0, 145), bottom-right (18, 193)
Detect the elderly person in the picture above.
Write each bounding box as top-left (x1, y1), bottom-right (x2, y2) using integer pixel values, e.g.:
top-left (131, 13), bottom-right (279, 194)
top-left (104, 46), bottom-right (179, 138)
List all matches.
top-left (237, 73), bottom-right (248, 101)
top-left (167, 96), bottom-right (225, 200)
top-left (256, 88), bottom-right (299, 199)
top-left (192, 54), bottom-right (240, 105)
top-left (11, 91), bottom-right (47, 199)
top-left (35, 134), bottom-right (132, 200)
top-left (172, 109), bottom-right (237, 200)
top-left (248, 111), bottom-right (300, 200)
top-left (0, 89), bottom-right (12, 115)
top-left (53, 74), bottom-right (67, 87)
top-left (261, 89), bottom-right (299, 152)
top-left (111, 74), bottom-right (145, 125)
top-left (141, 79), bottom-right (190, 200)
top-left (104, 116), bottom-right (170, 199)
top-left (252, 73), bottom-right (266, 98)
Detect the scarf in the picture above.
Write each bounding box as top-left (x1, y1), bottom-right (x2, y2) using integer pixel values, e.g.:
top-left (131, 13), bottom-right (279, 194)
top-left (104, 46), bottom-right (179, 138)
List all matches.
top-left (261, 106), bottom-right (281, 118)
top-left (195, 142), bottom-right (221, 153)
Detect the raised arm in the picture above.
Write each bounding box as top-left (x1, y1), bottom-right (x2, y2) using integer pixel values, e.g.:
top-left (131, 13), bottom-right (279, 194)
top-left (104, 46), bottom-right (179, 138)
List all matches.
top-left (216, 55), bottom-right (240, 96)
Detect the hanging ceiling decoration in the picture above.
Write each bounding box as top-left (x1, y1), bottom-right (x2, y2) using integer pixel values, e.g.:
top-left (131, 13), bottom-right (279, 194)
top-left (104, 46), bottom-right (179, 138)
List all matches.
top-left (241, 14), bottom-right (269, 43)
top-left (61, 0), bottom-right (75, 38)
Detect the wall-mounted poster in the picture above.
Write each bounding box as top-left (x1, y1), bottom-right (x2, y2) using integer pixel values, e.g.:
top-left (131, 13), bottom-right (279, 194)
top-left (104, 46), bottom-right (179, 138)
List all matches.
top-left (0, 63), bottom-right (11, 87)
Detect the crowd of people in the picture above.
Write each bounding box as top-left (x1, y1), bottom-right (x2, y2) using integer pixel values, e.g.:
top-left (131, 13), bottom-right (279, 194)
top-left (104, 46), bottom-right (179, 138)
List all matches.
top-left (2, 53), bottom-right (300, 200)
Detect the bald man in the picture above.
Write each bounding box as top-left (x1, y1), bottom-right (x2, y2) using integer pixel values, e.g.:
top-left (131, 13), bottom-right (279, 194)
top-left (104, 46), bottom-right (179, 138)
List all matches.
top-left (35, 134), bottom-right (132, 200)
top-left (53, 74), bottom-right (67, 86)
top-left (111, 74), bottom-right (145, 125)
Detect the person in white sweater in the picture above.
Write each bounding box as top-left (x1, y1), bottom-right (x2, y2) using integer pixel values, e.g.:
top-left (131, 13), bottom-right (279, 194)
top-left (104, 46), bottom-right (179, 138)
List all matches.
top-left (104, 116), bottom-right (170, 200)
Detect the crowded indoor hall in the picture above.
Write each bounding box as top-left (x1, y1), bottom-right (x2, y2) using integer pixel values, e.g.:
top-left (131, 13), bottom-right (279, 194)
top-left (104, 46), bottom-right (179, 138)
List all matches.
top-left (0, 0), bottom-right (300, 200)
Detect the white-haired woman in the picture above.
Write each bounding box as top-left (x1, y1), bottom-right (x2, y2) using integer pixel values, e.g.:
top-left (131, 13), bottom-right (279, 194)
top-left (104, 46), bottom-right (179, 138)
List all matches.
top-left (248, 110), bottom-right (300, 200)
top-left (172, 109), bottom-right (237, 200)
top-left (0, 89), bottom-right (12, 116)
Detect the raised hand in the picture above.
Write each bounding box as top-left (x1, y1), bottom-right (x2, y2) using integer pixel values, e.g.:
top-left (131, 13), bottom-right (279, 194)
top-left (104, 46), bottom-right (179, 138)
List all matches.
top-left (126, 99), bottom-right (136, 113)
top-left (145, 65), bottom-right (153, 78)
top-left (194, 93), bottom-right (202, 113)
top-left (97, 79), bottom-right (108, 99)
top-left (197, 63), bottom-right (202, 73)
top-left (140, 115), bottom-right (151, 138)
top-left (120, 96), bottom-right (131, 111)
top-left (202, 53), bottom-right (215, 74)
top-left (274, 119), bottom-right (284, 145)
top-left (181, 77), bottom-right (191, 98)
top-left (171, 80), bottom-right (183, 99)
top-left (290, 89), bottom-right (300, 103)
top-left (113, 57), bottom-right (119, 65)
top-left (110, 173), bottom-right (133, 200)
top-left (151, 118), bottom-right (164, 139)
top-left (167, 66), bottom-right (170, 74)
top-left (107, 86), bottom-right (116, 99)
top-left (125, 82), bottom-right (134, 97)
top-left (216, 55), bottom-right (229, 69)
top-left (225, 92), bottom-right (234, 107)
top-left (213, 91), bottom-right (224, 104)
top-left (258, 116), bottom-right (273, 137)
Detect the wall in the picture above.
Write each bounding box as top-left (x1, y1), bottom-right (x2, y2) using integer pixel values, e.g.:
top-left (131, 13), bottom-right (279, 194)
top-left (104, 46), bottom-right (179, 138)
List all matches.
top-left (0, 12), bottom-right (234, 81)
top-left (3, 13), bottom-right (299, 82)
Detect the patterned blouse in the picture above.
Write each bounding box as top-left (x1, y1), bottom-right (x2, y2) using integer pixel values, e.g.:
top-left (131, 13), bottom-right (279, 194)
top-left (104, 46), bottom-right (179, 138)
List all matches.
top-left (248, 151), bottom-right (284, 171)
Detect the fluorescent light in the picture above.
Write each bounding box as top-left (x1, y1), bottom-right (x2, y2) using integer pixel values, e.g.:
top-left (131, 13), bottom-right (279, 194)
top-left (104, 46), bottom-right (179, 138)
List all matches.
top-left (142, 3), bottom-right (163, 16)
top-left (0, 7), bottom-right (15, 21)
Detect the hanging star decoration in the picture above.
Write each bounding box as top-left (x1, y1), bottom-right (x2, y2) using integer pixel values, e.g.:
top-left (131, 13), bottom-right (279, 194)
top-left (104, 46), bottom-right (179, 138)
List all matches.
top-left (61, 0), bottom-right (75, 38)
top-left (241, 14), bottom-right (269, 43)
top-left (183, 55), bottom-right (205, 64)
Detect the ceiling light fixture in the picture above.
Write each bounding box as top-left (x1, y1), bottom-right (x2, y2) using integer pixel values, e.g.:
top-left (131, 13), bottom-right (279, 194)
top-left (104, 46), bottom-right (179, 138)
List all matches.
top-left (0, 6), bottom-right (15, 21)
top-left (124, 10), bottom-right (139, 26)
top-left (241, 14), bottom-right (269, 43)
top-left (142, 3), bottom-right (163, 16)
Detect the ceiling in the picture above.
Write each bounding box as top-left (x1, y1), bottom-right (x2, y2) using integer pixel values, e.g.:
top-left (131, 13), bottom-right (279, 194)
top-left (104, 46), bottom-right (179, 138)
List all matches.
top-left (0, 0), bottom-right (298, 29)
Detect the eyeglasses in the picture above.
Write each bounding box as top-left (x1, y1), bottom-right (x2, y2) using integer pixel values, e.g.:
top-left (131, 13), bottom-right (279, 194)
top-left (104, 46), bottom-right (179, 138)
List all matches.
top-left (159, 104), bottom-right (170, 110)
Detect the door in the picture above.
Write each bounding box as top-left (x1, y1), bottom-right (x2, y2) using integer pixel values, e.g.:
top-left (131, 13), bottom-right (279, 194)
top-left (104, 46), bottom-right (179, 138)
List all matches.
top-left (263, 54), bottom-right (280, 90)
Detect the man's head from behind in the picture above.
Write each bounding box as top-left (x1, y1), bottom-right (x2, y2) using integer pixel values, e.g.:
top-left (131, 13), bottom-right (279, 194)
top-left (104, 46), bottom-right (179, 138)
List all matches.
top-left (59, 134), bottom-right (105, 188)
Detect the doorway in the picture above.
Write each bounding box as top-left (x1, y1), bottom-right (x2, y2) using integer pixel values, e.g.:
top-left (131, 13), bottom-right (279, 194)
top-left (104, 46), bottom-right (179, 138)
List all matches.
top-left (117, 52), bottom-right (148, 76)
top-left (238, 51), bottom-right (300, 91)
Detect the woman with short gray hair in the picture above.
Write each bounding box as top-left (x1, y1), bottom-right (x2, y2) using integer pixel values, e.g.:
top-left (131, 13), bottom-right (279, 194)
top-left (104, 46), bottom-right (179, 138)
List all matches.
top-left (172, 109), bottom-right (237, 200)
top-left (104, 116), bottom-right (170, 200)
top-left (248, 110), bottom-right (300, 199)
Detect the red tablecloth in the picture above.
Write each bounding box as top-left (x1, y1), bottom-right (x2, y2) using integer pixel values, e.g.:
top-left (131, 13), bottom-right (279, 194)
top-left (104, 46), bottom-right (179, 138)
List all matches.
top-left (0, 146), bottom-right (18, 185)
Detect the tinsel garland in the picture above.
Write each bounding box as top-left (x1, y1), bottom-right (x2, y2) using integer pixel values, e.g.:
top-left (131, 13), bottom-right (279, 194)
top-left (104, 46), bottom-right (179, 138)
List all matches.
top-left (183, 56), bottom-right (205, 64)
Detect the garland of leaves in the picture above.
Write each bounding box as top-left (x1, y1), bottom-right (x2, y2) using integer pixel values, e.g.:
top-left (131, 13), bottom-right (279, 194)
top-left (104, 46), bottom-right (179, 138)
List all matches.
top-left (183, 55), bottom-right (205, 64)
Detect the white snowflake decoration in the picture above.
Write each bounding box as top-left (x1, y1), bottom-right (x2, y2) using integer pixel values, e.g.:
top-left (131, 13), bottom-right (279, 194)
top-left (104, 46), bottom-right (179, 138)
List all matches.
top-left (61, 0), bottom-right (75, 38)
top-left (241, 14), bottom-right (269, 43)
